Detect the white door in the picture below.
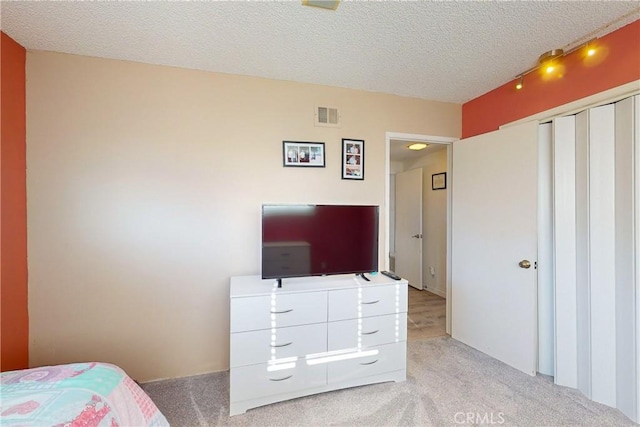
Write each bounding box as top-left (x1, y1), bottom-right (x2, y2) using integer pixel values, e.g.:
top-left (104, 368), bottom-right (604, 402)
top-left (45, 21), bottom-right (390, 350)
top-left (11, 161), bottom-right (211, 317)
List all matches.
top-left (452, 121), bottom-right (538, 376)
top-left (395, 168), bottom-right (423, 289)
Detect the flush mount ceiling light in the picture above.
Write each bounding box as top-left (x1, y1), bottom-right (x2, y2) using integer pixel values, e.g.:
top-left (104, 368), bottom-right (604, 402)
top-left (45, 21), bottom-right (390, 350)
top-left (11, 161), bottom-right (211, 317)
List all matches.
top-left (408, 143), bottom-right (428, 151)
top-left (302, 0), bottom-right (340, 10)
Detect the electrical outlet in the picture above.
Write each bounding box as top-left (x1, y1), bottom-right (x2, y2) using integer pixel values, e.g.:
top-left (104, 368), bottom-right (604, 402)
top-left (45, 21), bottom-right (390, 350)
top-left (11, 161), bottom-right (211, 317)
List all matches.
top-left (429, 267), bottom-right (435, 277)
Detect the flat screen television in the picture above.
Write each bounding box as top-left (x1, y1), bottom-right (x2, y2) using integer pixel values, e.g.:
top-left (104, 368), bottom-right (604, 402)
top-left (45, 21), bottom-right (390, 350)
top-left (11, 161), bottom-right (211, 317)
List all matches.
top-left (262, 204), bottom-right (379, 280)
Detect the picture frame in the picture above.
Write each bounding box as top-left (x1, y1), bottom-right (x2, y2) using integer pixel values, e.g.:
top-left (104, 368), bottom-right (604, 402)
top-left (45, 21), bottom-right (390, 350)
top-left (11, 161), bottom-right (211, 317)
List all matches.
top-left (341, 138), bottom-right (364, 180)
top-left (432, 172), bottom-right (447, 190)
top-left (283, 141), bottom-right (325, 167)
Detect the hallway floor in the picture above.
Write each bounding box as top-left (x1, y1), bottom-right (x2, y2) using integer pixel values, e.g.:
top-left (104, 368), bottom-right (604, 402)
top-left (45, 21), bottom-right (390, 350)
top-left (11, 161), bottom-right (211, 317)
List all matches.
top-left (407, 287), bottom-right (447, 341)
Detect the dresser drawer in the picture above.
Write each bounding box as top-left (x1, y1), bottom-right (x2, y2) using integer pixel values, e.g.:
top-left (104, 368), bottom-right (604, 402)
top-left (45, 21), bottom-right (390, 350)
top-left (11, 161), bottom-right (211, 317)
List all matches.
top-left (231, 323), bottom-right (327, 368)
top-left (327, 341), bottom-right (406, 384)
top-left (230, 291), bottom-right (327, 332)
top-left (328, 284), bottom-right (407, 321)
top-left (328, 313), bottom-right (407, 351)
top-left (230, 361), bottom-right (326, 402)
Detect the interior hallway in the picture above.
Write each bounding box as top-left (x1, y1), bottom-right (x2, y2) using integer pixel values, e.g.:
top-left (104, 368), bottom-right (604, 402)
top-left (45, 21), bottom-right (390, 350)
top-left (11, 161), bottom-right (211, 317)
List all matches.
top-left (407, 287), bottom-right (447, 341)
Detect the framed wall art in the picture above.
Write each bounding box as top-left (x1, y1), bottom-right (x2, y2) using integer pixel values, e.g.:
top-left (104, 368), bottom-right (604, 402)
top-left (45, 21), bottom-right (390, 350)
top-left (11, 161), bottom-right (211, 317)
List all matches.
top-left (432, 172), bottom-right (447, 190)
top-left (341, 138), bottom-right (364, 180)
top-left (283, 141), bottom-right (325, 167)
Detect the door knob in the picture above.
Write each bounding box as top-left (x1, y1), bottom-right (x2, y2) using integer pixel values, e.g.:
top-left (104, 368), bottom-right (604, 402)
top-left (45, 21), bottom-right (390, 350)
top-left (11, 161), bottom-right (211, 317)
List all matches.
top-left (518, 260), bottom-right (531, 269)
top-left (412, 234), bottom-right (422, 238)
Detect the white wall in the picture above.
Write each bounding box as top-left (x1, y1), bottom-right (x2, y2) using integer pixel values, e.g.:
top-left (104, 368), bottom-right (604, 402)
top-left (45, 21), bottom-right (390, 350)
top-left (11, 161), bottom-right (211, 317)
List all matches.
top-left (26, 51), bottom-right (461, 381)
top-left (402, 148), bottom-right (448, 296)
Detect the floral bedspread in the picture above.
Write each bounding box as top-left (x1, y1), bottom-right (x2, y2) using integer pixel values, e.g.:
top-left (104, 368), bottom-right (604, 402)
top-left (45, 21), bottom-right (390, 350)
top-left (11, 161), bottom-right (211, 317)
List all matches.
top-left (0, 362), bottom-right (169, 426)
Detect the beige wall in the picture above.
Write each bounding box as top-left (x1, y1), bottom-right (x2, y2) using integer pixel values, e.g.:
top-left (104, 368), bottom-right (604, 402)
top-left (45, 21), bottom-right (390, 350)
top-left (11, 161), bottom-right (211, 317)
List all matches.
top-left (26, 51), bottom-right (461, 381)
top-left (404, 148), bottom-right (448, 296)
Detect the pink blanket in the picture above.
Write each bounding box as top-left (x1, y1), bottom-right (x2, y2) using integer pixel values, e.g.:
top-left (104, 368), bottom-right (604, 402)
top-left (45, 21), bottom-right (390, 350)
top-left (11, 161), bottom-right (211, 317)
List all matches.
top-left (1, 362), bottom-right (169, 426)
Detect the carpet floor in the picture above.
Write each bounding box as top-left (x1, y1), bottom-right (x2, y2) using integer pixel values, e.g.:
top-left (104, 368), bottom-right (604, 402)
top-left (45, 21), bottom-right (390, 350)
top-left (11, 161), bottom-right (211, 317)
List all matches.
top-left (142, 337), bottom-right (635, 426)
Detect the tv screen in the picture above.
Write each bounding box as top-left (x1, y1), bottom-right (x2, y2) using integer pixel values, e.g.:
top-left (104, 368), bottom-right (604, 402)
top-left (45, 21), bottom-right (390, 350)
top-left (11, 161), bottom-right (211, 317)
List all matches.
top-left (262, 204), bottom-right (379, 279)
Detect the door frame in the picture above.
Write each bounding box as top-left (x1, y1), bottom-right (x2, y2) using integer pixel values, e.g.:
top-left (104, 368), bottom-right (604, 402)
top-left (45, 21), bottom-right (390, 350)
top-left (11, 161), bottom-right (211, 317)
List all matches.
top-left (385, 132), bottom-right (458, 334)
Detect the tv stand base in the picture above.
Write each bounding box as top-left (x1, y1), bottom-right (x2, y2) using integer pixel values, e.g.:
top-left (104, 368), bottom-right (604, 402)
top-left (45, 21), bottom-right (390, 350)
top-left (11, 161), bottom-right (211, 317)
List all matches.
top-left (357, 272), bottom-right (370, 281)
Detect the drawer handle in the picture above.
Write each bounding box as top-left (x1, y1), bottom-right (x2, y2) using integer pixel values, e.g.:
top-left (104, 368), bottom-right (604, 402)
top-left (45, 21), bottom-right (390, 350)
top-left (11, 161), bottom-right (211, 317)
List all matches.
top-left (270, 309), bottom-right (293, 314)
top-left (270, 342), bottom-right (293, 348)
top-left (360, 300), bottom-right (380, 305)
top-left (269, 375), bottom-right (293, 382)
top-left (361, 330), bottom-right (379, 335)
top-left (359, 359), bottom-right (379, 366)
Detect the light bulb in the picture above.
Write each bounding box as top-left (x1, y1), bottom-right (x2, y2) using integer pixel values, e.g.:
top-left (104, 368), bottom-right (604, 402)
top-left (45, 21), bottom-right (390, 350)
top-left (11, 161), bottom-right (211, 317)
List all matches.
top-left (585, 39), bottom-right (598, 57)
top-left (546, 65), bottom-right (555, 74)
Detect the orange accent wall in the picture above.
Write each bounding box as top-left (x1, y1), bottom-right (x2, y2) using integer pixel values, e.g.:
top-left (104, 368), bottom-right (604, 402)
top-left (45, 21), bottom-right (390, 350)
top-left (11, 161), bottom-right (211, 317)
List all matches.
top-left (1, 32), bottom-right (29, 371)
top-left (462, 20), bottom-right (640, 138)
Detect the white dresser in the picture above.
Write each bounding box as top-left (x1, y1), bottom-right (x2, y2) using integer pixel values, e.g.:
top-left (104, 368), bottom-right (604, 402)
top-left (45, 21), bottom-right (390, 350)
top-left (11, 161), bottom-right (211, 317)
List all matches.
top-left (229, 274), bottom-right (408, 415)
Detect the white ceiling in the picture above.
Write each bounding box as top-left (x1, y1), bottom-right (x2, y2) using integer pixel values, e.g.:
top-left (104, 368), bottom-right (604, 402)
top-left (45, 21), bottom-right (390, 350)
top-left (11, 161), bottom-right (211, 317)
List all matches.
top-left (1, 1), bottom-right (638, 105)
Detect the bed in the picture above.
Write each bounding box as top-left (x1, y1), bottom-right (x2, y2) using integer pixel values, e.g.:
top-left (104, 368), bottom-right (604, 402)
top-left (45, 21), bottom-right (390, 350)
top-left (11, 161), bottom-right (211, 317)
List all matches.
top-left (0, 362), bottom-right (169, 426)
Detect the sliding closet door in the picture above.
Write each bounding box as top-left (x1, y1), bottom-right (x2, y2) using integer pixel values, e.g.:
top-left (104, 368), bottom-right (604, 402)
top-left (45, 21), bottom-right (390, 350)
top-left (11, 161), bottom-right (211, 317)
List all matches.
top-left (589, 104), bottom-right (617, 406)
top-left (537, 122), bottom-right (554, 377)
top-left (552, 115), bottom-right (577, 388)
top-left (575, 110), bottom-right (591, 398)
top-left (552, 96), bottom-right (638, 422)
top-left (615, 96), bottom-right (637, 420)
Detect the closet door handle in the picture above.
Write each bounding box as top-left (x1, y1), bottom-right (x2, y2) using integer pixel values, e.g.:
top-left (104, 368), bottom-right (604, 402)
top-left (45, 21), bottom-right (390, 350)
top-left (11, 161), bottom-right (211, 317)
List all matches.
top-left (270, 309), bottom-right (293, 314)
top-left (360, 300), bottom-right (380, 305)
top-left (361, 330), bottom-right (379, 335)
top-left (270, 342), bottom-right (293, 348)
top-left (269, 375), bottom-right (293, 382)
top-left (359, 359), bottom-right (378, 366)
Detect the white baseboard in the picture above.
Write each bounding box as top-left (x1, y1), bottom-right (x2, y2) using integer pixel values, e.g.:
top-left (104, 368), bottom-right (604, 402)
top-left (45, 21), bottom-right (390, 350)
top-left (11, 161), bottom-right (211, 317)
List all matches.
top-left (425, 286), bottom-right (446, 298)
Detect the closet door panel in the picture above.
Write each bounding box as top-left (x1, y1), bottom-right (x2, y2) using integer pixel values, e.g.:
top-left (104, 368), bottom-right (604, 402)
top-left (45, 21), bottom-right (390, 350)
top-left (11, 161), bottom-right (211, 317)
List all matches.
top-left (588, 104), bottom-right (616, 407)
top-left (552, 116), bottom-right (577, 387)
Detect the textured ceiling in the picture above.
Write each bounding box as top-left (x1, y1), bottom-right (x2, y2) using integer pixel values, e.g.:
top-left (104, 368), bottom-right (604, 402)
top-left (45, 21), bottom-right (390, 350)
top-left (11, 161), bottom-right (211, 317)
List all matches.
top-left (2, 1), bottom-right (638, 105)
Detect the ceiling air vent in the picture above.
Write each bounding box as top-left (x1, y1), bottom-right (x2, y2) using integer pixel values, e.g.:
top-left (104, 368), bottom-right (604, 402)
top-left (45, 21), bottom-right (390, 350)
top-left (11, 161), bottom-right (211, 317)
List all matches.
top-left (315, 106), bottom-right (340, 127)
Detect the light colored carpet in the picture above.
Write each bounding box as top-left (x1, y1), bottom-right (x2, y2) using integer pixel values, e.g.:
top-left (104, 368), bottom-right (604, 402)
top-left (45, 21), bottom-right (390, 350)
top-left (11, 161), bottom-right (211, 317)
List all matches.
top-left (142, 337), bottom-right (635, 426)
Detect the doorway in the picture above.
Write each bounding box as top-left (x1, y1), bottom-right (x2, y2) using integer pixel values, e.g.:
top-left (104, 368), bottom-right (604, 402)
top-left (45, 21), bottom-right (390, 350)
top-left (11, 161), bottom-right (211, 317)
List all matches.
top-left (385, 132), bottom-right (457, 338)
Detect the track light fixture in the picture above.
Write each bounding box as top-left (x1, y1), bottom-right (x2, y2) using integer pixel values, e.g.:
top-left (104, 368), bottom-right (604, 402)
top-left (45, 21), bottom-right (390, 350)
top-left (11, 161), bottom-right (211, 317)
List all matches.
top-left (302, 0), bottom-right (340, 10)
top-left (538, 49), bottom-right (564, 65)
top-left (512, 37), bottom-right (605, 91)
top-left (539, 49), bottom-right (563, 76)
top-left (511, 7), bottom-right (637, 93)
